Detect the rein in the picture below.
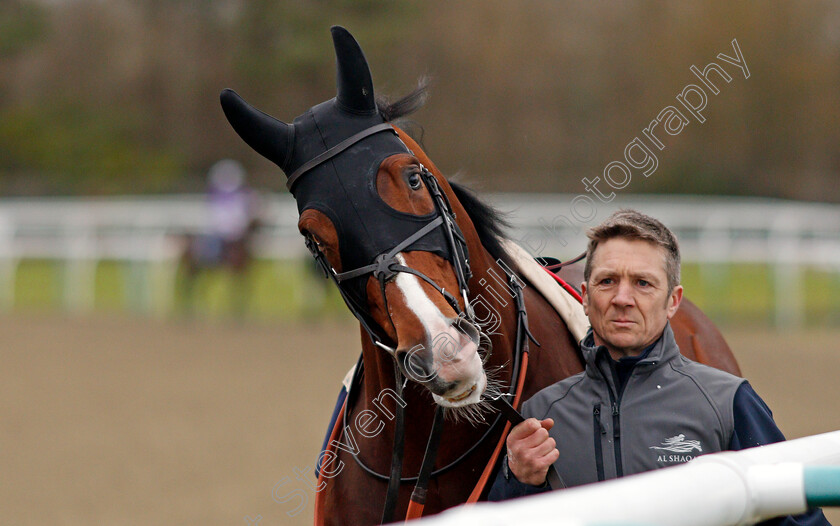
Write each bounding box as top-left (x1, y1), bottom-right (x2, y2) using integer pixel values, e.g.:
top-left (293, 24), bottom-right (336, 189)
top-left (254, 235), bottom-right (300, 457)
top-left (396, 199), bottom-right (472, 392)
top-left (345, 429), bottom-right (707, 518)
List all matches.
top-left (543, 251), bottom-right (586, 271)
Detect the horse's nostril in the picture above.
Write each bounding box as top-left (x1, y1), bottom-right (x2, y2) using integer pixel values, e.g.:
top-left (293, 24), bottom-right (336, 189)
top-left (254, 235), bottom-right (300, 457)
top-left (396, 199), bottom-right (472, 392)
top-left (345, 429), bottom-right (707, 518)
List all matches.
top-left (453, 317), bottom-right (480, 346)
top-left (397, 349), bottom-right (437, 383)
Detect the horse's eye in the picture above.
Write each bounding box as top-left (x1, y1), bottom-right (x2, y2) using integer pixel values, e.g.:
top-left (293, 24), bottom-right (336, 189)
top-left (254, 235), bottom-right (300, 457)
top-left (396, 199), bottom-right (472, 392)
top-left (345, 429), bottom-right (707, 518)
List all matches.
top-left (408, 173), bottom-right (423, 190)
top-left (307, 234), bottom-right (322, 250)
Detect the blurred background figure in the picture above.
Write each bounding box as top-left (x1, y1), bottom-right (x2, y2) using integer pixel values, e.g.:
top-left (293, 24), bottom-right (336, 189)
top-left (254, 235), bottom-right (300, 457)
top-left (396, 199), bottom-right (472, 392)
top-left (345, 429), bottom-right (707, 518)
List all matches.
top-left (179, 159), bottom-right (261, 318)
top-left (207, 159), bottom-right (257, 260)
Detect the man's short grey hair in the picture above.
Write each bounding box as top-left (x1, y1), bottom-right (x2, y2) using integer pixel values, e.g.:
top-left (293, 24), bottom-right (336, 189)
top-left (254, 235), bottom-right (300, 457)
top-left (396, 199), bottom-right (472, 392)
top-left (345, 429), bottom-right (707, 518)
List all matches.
top-left (584, 209), bottom-right (681, 292)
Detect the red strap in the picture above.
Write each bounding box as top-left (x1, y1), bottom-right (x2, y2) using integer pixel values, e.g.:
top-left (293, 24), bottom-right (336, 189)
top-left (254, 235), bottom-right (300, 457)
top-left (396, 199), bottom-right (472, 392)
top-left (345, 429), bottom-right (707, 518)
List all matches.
top-left (405, 500), bottom-right (425, 521)
top-left (541, 266), bottom-right (583, 303)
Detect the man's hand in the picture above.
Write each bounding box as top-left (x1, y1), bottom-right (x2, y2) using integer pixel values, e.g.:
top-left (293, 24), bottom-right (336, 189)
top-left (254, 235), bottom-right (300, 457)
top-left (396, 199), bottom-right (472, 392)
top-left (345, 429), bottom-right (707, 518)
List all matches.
top-left (506, 418), bottom-right (560, 486)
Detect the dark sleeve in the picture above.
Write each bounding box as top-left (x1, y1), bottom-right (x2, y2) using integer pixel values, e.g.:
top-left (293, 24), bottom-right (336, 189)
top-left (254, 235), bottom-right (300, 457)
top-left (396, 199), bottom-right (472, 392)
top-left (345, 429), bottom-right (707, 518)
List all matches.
top-left (487, 455), bottom-right (553, 501)
top-left (730, 383), bottom-right (831, 526)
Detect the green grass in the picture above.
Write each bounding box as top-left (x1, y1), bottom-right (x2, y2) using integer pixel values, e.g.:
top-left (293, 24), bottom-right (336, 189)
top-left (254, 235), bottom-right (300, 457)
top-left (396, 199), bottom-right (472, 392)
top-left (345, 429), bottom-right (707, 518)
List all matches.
top-left (6, 259), bottom-right (840, 327)
top-left (680, 263), bottom-right (840, 327)
top-left (14, 259), bottom-right (59, 311)
top-left (8, 258), bottom-right (352, 322)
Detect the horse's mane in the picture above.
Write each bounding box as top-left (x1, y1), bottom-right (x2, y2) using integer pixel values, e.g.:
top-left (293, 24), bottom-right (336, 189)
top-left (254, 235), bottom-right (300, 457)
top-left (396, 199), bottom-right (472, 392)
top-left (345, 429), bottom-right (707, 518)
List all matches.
top-left (448, 182), bottom-right (514, 268)
top-left (379, 80), bottom-right (514, 268)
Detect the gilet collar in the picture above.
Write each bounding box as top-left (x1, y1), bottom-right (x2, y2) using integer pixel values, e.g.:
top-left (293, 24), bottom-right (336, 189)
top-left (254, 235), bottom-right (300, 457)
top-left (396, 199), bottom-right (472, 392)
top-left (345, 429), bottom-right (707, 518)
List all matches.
top-left (580, 322), bottom-right (680, 380)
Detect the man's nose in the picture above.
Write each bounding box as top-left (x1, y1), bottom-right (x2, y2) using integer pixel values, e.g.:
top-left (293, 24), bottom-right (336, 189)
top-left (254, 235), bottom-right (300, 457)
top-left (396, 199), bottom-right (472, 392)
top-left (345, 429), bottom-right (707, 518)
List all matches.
top-left (612, 281), bottom-right (635, 306)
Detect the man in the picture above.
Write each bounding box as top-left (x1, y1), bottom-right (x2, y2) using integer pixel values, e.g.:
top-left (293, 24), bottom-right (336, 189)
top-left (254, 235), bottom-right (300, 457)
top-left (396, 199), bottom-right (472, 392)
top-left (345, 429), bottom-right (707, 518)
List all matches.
top-left (488, 209), bottom-right (828, 525)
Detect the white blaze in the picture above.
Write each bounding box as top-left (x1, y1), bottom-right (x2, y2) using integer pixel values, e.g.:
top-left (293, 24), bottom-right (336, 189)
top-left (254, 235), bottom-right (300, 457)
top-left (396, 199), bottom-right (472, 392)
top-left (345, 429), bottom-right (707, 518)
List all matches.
top-left (393, 255), bottom-right (485, 406)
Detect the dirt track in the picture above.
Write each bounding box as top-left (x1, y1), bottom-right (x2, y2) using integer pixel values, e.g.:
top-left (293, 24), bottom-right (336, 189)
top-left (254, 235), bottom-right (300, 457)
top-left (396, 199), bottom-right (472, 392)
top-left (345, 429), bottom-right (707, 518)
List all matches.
top-left (1, 315), bottom-right (838, 525)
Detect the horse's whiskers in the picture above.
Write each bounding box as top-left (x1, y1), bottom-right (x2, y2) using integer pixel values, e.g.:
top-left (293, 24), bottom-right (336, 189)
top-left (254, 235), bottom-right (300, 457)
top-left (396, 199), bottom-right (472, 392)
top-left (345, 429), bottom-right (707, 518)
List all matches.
top-left (443, 364), bottom-right (505, 426)
top-left (477, 328), bottom-right (493, 364)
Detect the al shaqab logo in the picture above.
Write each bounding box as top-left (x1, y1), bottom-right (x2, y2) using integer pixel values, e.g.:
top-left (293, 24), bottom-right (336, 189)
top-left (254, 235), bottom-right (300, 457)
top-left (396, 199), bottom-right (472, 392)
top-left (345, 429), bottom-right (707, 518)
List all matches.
top-left (650, 434), bottom-right (703, 454)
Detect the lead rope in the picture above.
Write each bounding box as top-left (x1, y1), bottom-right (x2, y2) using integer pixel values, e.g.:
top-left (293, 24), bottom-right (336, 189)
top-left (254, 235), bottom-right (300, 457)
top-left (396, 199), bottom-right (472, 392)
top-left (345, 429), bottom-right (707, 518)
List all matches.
top-left (465, 359), bottom-right (530, 503)
top-left (489, 394), bottom-right (566, 490)
top-left (465, 270), bottom-right (582, 502)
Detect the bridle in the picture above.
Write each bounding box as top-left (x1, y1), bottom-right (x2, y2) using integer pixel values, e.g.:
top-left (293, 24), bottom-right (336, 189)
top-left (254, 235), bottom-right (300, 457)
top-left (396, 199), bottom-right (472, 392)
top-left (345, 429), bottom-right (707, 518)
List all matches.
top-left (300, 123), bottom-right (548, 522)
top-left (301, 124), bottom-right (474, 355)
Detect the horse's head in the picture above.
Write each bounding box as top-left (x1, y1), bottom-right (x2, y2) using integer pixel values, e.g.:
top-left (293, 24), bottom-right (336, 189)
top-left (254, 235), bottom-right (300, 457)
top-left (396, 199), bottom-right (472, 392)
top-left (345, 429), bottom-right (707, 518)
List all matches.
top-left (221, 27), bottom-right (490, 409)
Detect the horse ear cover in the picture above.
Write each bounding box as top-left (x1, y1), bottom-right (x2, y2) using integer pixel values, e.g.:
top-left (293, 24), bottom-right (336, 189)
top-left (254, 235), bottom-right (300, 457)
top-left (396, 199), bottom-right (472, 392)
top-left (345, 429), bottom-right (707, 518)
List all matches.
top-left (332, 25), bottom-right (376, 113)
top-left (219, 26), bottom-right (375, 174)
top-left (219, 89), bottom-right (294, 171)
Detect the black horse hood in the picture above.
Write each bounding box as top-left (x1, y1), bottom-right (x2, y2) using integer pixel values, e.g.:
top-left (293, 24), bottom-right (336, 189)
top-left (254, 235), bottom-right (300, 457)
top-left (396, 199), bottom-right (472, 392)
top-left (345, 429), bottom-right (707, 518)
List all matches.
top-left (220, 26), bottom-right (452, 277)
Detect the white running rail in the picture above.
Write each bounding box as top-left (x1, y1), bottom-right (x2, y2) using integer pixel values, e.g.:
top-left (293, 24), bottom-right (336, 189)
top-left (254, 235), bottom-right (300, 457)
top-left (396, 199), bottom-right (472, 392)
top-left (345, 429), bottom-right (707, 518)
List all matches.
top-left (2, 193), bottom-right (839, 322)
top-left (414, 430), bottom-right (840, 526)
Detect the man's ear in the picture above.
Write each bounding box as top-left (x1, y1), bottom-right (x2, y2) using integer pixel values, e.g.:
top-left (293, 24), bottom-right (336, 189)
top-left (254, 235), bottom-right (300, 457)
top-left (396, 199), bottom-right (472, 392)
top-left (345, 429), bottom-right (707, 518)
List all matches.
top-left (580, 281), bottom-right (589, 316)
top-left (666, 285), bottom-right (683, 319)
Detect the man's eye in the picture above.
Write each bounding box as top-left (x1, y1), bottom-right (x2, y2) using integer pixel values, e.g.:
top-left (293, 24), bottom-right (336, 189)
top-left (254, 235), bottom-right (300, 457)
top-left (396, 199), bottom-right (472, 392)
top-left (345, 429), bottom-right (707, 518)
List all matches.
top-left (638, 279), bottom-right (649, 287)
top-left (408, 173), bottom-right (423, 190)
top-left (600, 278), bottom-right (613, 285)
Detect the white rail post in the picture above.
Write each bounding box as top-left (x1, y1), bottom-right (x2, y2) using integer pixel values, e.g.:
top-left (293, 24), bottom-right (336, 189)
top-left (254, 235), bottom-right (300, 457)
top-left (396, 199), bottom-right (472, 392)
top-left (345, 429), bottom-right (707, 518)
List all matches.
top-left (0, 213), bottom-right (17, 311)
top-left (63, 211), bottom-right (97, 313)
top-left (415, 430), bottom-right (840, 526)
top-left (770, 211), bottom-right (803, 328)
top-left (147, 222), bottom-right (181, 319)
top-left (127, 212), bottom-right (155, 316)
top-left (699, 212), bottom-right (732, 320)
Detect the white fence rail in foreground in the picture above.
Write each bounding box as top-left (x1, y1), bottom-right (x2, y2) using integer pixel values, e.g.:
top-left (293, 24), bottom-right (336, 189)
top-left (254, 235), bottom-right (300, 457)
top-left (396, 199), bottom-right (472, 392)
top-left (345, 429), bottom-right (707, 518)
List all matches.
top-left (415, 430), bottom-right (840, 526)
top-left (0, 193), bottom-right (838, 321)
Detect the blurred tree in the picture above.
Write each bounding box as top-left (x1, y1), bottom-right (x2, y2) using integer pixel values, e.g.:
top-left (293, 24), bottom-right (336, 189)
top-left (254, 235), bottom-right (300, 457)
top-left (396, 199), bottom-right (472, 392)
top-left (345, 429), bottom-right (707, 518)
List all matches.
top-left (0, 0), bottom-right (46, 58)
top-left (0, 0), bottom-right (839, 201)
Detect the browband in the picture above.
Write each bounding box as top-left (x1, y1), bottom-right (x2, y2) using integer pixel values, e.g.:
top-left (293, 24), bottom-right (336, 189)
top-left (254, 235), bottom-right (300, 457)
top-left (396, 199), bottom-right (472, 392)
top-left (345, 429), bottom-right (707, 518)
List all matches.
top-left (286, 122), bottom-right (397, 191)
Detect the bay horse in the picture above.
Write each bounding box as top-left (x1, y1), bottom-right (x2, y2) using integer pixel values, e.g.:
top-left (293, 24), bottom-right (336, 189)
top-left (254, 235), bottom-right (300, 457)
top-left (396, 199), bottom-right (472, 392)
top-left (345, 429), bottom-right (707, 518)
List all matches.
top-left (220, 26), bottom-right (740, 525)
top-left (178, 221), bottom-right (258, 317)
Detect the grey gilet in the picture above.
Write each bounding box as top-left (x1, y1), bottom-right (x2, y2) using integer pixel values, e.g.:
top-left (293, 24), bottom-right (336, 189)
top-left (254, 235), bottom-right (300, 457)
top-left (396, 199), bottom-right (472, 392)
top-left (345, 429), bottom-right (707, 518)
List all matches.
top-left (521, 322), bottom-right (745, 488)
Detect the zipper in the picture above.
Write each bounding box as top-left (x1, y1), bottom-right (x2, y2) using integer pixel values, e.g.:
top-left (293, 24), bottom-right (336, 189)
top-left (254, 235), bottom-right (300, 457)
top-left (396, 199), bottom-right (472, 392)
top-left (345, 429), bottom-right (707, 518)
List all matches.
top-left (604, 362), bottom-right (625, 479)
top-left (593, 404), bottom-right (605, 481)
top-left (611, 401), bottom-right (623, 477)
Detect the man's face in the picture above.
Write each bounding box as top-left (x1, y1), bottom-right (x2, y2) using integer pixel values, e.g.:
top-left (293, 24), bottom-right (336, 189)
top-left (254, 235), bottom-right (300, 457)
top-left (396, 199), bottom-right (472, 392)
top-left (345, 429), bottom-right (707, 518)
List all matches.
top-left (581, 237), bottom-right (683, 359)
